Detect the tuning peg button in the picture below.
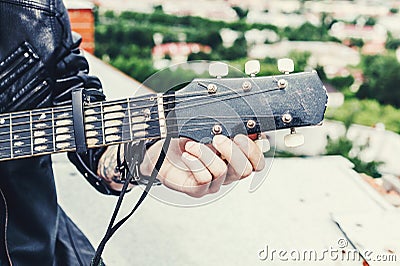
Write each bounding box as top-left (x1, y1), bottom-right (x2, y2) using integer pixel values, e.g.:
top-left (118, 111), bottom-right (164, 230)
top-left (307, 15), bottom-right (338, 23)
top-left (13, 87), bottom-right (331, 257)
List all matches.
top-left (278, 58), bottom-right (294, 74)
top-left (245, 60), bottom-right (260, 77)
top-left (209, 62), bottom-right (229, 78)
top-left (284, 128), bottom-right (304, 148)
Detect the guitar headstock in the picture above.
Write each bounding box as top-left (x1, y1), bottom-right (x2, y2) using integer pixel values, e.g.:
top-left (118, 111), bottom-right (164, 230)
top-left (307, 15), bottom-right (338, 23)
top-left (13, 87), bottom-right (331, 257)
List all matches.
top-left (168, 59), bottom-right (327, 147)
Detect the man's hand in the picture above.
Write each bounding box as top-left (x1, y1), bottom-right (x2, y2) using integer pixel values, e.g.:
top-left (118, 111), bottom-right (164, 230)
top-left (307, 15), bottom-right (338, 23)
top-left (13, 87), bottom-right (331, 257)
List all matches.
top-left (140, 134), bottom-right (265, 198)
top-left (97, 145), bottom-right (127, 191)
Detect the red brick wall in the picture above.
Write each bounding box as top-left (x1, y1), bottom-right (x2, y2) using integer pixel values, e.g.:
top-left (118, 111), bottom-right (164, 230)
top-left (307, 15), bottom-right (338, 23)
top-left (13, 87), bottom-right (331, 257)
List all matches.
top-left (68, 9), bottom-right (95, 54)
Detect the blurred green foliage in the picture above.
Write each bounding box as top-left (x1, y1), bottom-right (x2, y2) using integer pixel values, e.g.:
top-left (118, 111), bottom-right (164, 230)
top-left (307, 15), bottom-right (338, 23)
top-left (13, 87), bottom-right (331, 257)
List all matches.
top-left (283, 22), bottom-right (339, 42)
top-left (357, 53), bottom-right (400, 108)
top-left (93, 10), bottom-right (397, 177)
top-left (232, 6), bottom-right (249, 20)
top-left (325, 135), bottom-right (382, 178)
top-left (326, 99), bottom-right (400, 134)
top-left (328, 75), bottom-right (355, 92)
top-left (94, 10), bottom-right (331, 85)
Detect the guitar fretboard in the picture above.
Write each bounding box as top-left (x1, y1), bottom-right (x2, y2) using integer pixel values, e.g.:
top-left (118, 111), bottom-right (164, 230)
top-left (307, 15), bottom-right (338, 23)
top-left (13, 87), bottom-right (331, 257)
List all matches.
top-left (0, 95), bottom-right (162, 161)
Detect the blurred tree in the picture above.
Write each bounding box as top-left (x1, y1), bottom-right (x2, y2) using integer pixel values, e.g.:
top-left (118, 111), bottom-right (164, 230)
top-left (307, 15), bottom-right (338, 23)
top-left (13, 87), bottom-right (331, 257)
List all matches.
top-left (110, 56), bottom-right (156, 83)
top-left (357, 54), bottom-right (400, 107)
top-left (232, 6), bottom-right (248, 20)
top-left (215, 35), bottom-right (247, 60)
top-left (288, 50), bottom-right (311, 71)
top-left (202, 31), bottom-right (223, 49)
top-left (188, 52), bottom-right (212, 61)
top-left (365, 16), bottom-right (377, 26)
top-left (329, 75), bottom-right (355, 92)
top-left (325, 135), bottom-right (382, 178)
top-left (285, 22), bottom-right (324, 41)
top-left (153, 5), bottom-right (163, 13)
top-left (326, 98), bottom-right (400, 133)
top-left (385, 32), bottom-right (400, 50)
top-left (349, 38), bottom-right (364, 48)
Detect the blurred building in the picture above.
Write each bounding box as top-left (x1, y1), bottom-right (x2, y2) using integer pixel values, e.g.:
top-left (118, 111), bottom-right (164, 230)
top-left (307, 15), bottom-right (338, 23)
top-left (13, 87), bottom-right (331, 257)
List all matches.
top-left (249, 41), bottom-right (360, 77)
top-left (152, 42), bottom-right (211, 69)
top-left (65, 0), bottom-right (96, 54)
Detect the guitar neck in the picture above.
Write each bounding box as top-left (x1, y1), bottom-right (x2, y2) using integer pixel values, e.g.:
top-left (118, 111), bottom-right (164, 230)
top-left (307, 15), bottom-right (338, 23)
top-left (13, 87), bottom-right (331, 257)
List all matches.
top-left (0, 94), bottom-right (162, 161)
top-left (0, 71), bottom-right (328, 162)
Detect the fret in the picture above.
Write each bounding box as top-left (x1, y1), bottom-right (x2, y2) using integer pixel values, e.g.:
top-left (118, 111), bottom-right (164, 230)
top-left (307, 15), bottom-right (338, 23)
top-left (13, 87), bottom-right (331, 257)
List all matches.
top-left (9, 113), bottom-right (13, 158)
top-left (0, 113), bottom-right (11, 160)
top-left (51, 108), bottom-right (56, 152)
top-left (127, 98), bottom-right (133, 141)
top-left (103, 101), bottom-right (127, 145)
top-left (135, 96), bottom-right (161, 141)
top-left (100, 101), bottom-right (105, 145)
top-left (0, 94), bottom-right (163, 161)
top-left (11, 113), bottom-right (34, 158)
top-left (53, 108), bottom-right (75, 152)
top-left (84, 105), bottom-right (104, 148)
top-left (31, 109), bottom-right (55, 155)
top-left (30, 111), bottom-right (33, 155)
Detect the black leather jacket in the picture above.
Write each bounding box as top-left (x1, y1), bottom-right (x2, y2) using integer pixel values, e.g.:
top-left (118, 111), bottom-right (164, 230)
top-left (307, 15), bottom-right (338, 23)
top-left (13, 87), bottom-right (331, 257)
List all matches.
top-left (0, 0), bottom-right (107, 264)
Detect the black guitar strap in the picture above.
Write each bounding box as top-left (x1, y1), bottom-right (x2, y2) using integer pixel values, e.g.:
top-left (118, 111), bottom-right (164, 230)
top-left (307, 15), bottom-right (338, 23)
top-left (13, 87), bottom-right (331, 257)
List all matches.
top-left (91, 134), bottom-right (172, 266)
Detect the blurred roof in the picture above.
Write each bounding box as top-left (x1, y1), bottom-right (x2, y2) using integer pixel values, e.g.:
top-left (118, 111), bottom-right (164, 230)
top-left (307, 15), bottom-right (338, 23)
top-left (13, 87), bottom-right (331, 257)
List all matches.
top-left (51, 53), bottom-right (400, 265)
top-left (53, 155), bottom-right (400, 265)
top-left (84, 52), bottom-right (152, 99)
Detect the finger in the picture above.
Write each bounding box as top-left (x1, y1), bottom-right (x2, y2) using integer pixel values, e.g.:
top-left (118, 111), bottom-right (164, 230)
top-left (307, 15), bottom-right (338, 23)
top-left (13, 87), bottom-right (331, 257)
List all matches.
top-left (181, 152), bottom-right (212, 185)
top-left (233, 134), bottom-right (266, 171)
top-left (161, 165), bottom-right (209, 198)
top-left (223, 166), bottom-right (240, 185)
top-left (106, 181), bottom-right (134, 192)
top-left (212, 135), bottom-right (253, 181)
top-left (185, 141), bottom-right (228, 180)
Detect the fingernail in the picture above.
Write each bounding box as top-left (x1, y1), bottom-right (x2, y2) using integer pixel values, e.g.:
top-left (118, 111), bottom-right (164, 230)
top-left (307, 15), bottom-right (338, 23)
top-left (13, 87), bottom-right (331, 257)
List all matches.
top-left (234, 135), bottom-right (248, 146)
top-left (212, 135), bottom-right (226, 146)
top-left (185, 141), bottom-right (196, 151)
top-left (182, 152), bottom-right (196, 162)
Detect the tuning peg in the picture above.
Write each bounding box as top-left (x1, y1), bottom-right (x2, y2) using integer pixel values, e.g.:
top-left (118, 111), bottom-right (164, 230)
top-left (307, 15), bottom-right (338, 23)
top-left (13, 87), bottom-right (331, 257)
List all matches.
top-left (209, 62), bottom-right (229, 78)
top-left (245, 60), bottom-right (260, 77)
top-left (278, 58), bottom-right (294, 74)
top-left (255, 138), bottom-right (270, 153)
top-left (284, 128), bottom-right (304, 148)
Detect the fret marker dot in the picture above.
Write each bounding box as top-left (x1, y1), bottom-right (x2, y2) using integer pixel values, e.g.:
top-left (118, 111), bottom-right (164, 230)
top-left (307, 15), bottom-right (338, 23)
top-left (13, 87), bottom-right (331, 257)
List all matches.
top-left (39, 113), bottom-right (46, 120)
top-left (0, 118), bottom-right (5, 124)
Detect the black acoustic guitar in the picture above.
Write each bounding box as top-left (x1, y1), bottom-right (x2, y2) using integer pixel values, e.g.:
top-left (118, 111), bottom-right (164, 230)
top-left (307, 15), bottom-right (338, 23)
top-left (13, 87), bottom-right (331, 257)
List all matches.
top-left (0, 62), bottom-right (327, 161)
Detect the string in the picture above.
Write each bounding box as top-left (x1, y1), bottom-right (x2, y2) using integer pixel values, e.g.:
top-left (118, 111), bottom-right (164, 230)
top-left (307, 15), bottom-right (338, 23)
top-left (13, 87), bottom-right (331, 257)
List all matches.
top-left (0, 79), bottom-right (291, 157)
top-left (0, 114), bottom-right (274, 158)
top-left (0, 117), bottom-right (278, 157)
top-left (0, 114), bottom-right (278, 147)
top-left (0, 83), bottom-right (279, 136)
top-left (0, 77), bottom-right (282, 129)
top-left (0, 113), bottom-right (275, 137)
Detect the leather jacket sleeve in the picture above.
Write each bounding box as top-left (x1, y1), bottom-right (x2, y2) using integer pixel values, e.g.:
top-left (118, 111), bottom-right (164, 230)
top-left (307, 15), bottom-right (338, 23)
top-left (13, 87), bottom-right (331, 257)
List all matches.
top-left (0, 0), bottom-right (118, 195)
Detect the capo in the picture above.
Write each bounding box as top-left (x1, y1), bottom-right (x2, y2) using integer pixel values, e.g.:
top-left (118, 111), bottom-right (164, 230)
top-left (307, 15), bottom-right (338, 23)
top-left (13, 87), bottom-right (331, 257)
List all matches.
top-left (71, 87), bottom-right (87, 154)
